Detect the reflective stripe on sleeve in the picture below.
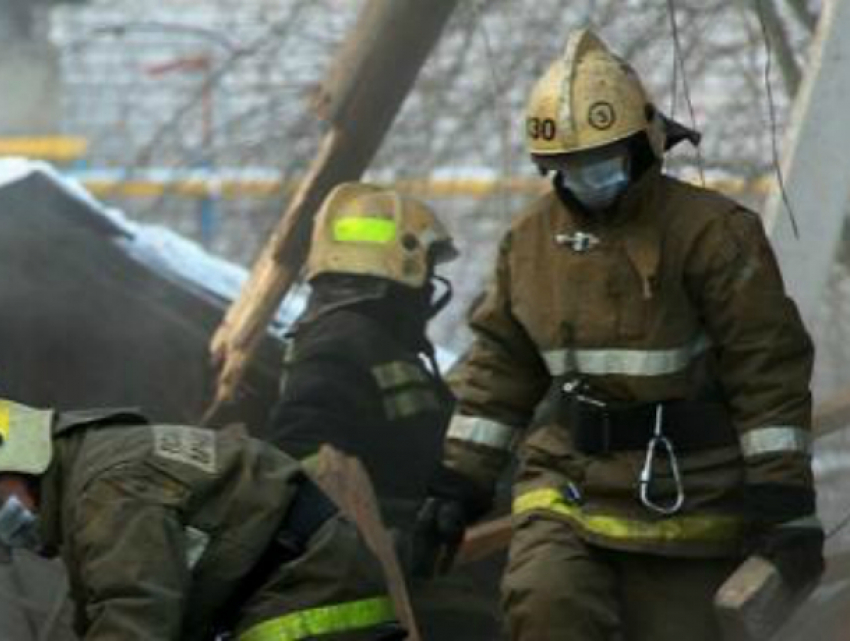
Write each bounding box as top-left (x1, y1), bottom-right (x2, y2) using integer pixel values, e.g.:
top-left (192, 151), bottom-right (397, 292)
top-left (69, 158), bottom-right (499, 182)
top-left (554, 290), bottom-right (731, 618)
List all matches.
top-left (514, 488), bottom-right (745, 544)
top-left (371, 361), bottom-right (430, 389)
top-left (739, 426), bottom-right (811, 458)
top-left (446, 415), bottom-right (518, 451)
top-left (383, 388), bottom-right (442, 420)
top-left (238, 596), bottom-right (396, 641)
top-left (542, 333), bottom-right (711, 377)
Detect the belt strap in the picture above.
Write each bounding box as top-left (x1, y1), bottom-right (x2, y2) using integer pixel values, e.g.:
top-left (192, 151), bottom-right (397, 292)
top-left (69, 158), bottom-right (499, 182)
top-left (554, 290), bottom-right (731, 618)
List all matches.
top-left (569, 398), bottom-right (737, 455)
top-left (280, 477), bottom-right (339, 552)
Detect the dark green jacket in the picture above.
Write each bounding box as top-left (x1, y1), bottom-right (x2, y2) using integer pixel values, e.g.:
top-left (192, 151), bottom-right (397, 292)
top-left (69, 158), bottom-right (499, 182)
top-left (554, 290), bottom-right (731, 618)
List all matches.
top-left (38, 410), bottom-right (393, 640)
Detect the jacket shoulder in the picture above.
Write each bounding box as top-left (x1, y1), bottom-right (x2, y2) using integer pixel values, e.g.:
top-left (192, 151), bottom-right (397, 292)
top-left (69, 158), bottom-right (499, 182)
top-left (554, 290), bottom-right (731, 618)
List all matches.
top-left (54, 408), bottom-right (149, 436)
top-left (509, 190), bottom-right (559, 234)
top-left (661, 175), bottom-right (751, 225)
top-left (492, 190), bottom-right (560, 256)
top-left (289, 309), bottom-right (388, 363)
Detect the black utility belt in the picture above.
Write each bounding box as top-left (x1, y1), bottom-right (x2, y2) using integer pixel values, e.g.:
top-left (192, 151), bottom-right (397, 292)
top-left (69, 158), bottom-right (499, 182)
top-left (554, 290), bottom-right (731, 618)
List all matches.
top-left (214, 477), bottom-right (338, 633)
top-left (565, 395), bottom-right (737, 456)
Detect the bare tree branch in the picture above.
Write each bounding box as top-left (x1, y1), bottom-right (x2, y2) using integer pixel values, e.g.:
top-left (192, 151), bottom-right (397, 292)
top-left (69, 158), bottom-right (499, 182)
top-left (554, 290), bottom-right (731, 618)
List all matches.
top-left (784, 0), bottom-right (819, 32)
top-left (742, 0), bottom-right (801, 97)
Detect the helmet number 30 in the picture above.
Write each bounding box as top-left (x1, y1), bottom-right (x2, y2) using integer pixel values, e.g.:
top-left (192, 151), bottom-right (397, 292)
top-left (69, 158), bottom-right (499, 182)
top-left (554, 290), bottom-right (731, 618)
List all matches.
top-left (527, 117), bottom-right (557, 141)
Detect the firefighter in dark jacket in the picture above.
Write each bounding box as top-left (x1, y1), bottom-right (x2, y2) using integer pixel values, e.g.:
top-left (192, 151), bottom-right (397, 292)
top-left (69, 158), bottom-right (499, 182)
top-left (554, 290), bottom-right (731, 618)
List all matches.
top-left (266, 182), bottom-right (504, 639)
top-left (413, 29), bottom-right (823, 641)
top-left (0, 398), bottom-right (401, 641)
top-left (266, 182), bottom-right (457, 529)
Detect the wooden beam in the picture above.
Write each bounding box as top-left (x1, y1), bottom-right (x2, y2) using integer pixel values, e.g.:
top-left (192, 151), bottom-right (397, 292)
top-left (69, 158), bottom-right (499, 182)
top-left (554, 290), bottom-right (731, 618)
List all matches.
top-left (763, 0), bottom-right (850, 328)
top-left (206, 0), bottom-right (460, 419)
top-left (313, 445), bottom-right (421, 640)
top-left (455, 515), bottom-right (512, 566)
top-left (813, 388), bottom-right (850, 440)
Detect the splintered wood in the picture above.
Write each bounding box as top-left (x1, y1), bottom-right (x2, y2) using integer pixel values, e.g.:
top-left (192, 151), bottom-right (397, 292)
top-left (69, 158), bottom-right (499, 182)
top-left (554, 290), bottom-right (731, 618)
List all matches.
top-left (313, 445), bottom-right (421, 640)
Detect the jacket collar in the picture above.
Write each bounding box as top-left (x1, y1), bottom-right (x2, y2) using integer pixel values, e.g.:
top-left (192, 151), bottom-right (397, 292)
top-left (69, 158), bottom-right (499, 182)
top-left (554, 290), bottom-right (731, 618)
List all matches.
top-left (554, 162), bottom-right (664, 229)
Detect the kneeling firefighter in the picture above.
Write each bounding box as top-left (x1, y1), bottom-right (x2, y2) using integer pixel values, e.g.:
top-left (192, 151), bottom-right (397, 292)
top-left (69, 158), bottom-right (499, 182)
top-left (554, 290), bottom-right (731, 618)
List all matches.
top-left (0, 399), bottom-right (402, 640)
top-left (413, 29), bottom-right (823, 641)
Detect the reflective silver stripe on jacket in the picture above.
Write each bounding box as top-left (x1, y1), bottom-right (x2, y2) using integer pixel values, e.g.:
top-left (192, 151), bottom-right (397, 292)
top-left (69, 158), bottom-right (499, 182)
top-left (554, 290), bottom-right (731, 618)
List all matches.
top-left (447, 415), bottom-right (517, 451)
top-left (383, 388), bottom-right (442, 420)
top-left (372, 361), bottom-right (430, 389)
top-left (739, 426), bottom-right (811, 458)
top-left (542, 333), bottom-right (711, 377)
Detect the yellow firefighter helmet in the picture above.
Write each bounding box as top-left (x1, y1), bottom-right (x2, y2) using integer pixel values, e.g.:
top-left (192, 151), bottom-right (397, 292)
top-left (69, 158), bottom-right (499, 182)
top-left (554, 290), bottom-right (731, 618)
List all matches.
top-left (525, 29), bottom-right (665, 158)
top-left (0, 400), bottom-right (53, 476)
top-left (306, 182), bottom-right (458, 288)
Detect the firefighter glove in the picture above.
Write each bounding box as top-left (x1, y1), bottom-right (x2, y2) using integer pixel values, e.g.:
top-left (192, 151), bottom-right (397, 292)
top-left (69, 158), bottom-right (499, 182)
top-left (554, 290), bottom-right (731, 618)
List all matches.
top-left (411, 496), bottom-right (467, 579)
top-left (410, 465), bottom-right (494, 578)
top-left (755, 520), bottom-right (824, 590)
top-left (745, 483), bottom-right (824, 590)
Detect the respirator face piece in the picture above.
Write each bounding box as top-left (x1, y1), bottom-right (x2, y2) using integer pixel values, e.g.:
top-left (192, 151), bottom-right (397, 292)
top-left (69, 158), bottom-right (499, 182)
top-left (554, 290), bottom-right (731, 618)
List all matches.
top-left (557, 148), bottom-right (631, 210)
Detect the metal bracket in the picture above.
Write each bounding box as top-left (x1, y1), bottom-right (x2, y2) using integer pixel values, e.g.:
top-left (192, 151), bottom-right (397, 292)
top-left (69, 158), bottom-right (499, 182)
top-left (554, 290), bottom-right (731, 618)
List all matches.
top-left (555, 231), bottom-right (600, 253)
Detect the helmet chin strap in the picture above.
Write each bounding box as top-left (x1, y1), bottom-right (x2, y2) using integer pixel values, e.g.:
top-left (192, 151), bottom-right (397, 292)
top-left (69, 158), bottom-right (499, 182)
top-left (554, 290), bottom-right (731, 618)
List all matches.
top-left (428, 275), bottom-right (453, 319)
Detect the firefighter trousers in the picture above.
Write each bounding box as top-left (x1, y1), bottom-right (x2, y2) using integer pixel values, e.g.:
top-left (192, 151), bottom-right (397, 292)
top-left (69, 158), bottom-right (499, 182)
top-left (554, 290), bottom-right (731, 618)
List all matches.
top-left (501, 514), bottom-right (740, 641)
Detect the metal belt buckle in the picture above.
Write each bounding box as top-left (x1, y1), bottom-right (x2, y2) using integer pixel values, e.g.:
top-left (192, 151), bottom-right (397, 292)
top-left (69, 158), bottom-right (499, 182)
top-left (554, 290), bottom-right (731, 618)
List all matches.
top-left (638, 405), bottom-right (685, 515)
top-left (555, 231), bottom-right (600, 253)
top-left (563, 380), bottom-right (611, 454)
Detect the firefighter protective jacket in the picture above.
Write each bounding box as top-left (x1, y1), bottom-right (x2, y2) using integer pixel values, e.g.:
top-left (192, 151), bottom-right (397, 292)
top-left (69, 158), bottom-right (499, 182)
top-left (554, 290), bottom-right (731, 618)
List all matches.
top-left (444, 166), bottom-right (815, 557)
top-left (35, 407), bottom-right (395, 640)
top-left (267, 305), bottom-right (454, 526)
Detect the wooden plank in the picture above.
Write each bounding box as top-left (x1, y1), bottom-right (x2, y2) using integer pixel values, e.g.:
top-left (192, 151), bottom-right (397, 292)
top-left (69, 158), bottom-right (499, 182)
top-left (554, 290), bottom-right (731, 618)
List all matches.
top-left (813, 388), bottom-right (850, 439)
top-left (206, 0), bottom-right (461, 417)
top-left (455, 515), bottom-right (512, 566)
top-left (764, 0), bottom-right (850, 328)
top-left (312, 445), bottom-right (421, 640)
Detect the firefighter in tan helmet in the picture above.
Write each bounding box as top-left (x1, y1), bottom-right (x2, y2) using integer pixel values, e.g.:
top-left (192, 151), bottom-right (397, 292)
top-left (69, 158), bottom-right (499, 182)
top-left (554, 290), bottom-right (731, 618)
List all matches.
top-left (413, 29), bottom-right (822, 640)
top-left (0, 399), bottom-right (403, 640)
top-left (267, 182), bottom-right (458, 520)
top-left (265, 183), bottom-right (504, 639)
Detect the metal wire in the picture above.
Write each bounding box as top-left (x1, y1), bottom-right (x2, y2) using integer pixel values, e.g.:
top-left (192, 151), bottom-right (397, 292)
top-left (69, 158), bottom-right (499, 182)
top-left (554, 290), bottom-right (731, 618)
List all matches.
top-left (826, 506), bottom-right (850, 541)
top-left (665, 0), bottom-right (706, 185)
top-left (470, 0), bottom-right (515, 220)
top-left (755, 0), bottom-right (801, 239)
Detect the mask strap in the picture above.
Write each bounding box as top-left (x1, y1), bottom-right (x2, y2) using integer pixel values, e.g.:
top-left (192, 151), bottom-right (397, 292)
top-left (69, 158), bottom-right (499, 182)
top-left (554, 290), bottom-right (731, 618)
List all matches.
top-left (428, 275), bottom-right (453, 319)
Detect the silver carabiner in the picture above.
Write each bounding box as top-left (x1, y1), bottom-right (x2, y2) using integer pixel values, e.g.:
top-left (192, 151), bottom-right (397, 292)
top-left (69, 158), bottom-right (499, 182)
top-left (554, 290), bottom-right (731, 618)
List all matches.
top-left (638, 405), bottom-right (685, 516)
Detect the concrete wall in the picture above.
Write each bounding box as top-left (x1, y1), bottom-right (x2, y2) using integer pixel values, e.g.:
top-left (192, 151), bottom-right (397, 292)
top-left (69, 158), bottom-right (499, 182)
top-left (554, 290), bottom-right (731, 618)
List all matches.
top-left (0, 0), bottom-right (61, 135)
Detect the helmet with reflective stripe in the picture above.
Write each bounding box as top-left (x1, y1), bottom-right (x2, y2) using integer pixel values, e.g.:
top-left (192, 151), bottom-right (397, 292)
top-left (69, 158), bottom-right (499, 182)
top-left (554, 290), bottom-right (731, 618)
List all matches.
top-left (0, 399), bottom-right (53, 476)
top-left (307, 182), bottom-right (458, 288)
top-left (525, 29), bottom-right (665, 158)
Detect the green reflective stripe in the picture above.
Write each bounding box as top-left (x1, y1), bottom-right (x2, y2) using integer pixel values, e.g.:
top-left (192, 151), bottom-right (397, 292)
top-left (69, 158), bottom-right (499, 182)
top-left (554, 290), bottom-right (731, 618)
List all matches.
top-left (371, 361), bottom-right (430, 389)
top-left (239, 596), bottom-right (395, 641)
top-left (384, 388), bottom-right (442, 420)
top-left (543, 333), bottom-right (711, 377)
top-left (333, 217), bottom-right (397, 244)
top-left (514, 488), bottom-right (745, 544)
top-left (739, 426), bottom-right (811, 458)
